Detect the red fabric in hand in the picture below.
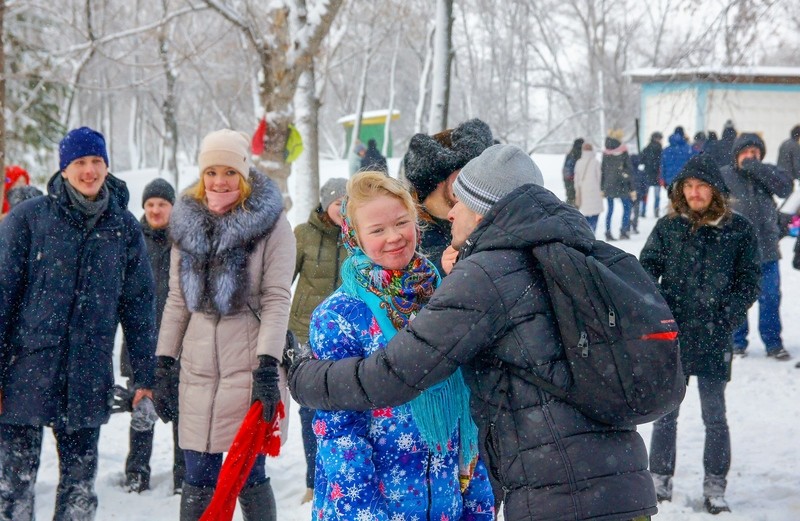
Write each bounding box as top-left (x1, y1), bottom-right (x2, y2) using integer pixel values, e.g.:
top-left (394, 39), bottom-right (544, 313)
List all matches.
top-left (199, 400), bottom-right (284, 521)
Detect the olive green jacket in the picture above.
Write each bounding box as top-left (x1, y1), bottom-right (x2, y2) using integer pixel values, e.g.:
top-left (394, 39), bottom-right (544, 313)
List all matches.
top-left (290, 207), bottom-right (348, 344)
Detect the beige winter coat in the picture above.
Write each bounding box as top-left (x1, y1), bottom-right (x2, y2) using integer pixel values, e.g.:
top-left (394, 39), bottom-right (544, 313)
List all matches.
top-left (574, 151), bottom-right (604, 217)
top-left (156, 171), bottom-right (295, 453)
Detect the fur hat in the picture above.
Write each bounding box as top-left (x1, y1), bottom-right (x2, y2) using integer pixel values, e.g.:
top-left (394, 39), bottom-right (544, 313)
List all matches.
top-left (453, 144), bottom-right (543, 215)
top-left (198, 129), bottom-right (251, 177)
top-left (142, 178), bottom-right (176, 207)
top-left (403, 118), bottom-right (493, 202)
top-left (672, 154), bottom-right (729, 196)
top-left (59, 127), bottom-right (109, 172)
top-left (319, 177), bottom-right (347, 211)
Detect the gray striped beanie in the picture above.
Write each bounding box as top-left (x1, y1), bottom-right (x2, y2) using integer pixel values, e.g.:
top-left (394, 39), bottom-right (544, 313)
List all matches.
top-left (452, 144), bottom-right (543, 215)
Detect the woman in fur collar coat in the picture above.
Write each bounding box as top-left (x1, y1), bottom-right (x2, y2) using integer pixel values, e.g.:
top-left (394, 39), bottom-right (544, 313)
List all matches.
top-left (154, 129), bottom-right (295, 521)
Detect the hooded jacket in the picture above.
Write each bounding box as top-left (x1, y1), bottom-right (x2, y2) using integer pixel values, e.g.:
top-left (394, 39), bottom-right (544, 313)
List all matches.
top-left (289, 207), bottom-right (347, 345)
top-left (641, 162), bottom-right (760, 379)
top-left (0, 173), bottom-right (155, 429)
top-left (156, 169), bottom-right (295, 453)
top-left (601, 137), bottom-right (634, 198)
top-left (291, 184), bottom-right (657, 521)
top-left (720, 133), bottom-right (793, 263)
top-left (640, 138), bottom-right (663, 186)
top-left (660, 132), bottom-right (696, 186)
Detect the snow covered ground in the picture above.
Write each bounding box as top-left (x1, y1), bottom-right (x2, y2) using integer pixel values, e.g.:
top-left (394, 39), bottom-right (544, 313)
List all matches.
top-left (29, 155), bottom-right (800, 520)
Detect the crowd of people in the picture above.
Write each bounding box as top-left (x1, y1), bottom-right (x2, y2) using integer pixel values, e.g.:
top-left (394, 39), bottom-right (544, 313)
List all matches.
top-left (0, 116), bottom-right (798, 521)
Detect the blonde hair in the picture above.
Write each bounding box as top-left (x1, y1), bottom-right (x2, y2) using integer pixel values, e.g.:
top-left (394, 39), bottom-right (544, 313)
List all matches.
top-left (190, 169), bottom-right (252, 210)
top-left (345, 171), bottom-right (418, 230)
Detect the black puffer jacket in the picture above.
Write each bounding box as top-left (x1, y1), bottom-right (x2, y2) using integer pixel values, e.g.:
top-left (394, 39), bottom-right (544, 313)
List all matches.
top-left (291, 184), bottom-right (657, 521)
top-left (601, 138), bottom-right (634, 198)
top-left (720, 133), bottom-right (793, 263)
top-left (640, 213), bottom-right (760, 379)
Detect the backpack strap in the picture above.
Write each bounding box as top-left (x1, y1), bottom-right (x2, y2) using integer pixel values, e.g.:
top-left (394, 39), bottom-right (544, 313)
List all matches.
top-left (488, 357), bottom-right (568, 402)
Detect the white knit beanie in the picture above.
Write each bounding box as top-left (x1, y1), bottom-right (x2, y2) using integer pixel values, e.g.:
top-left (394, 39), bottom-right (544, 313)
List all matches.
top-left (198, 129), bottom-right (251, 177)
top-left (452, 144), bottom-right (544, 215)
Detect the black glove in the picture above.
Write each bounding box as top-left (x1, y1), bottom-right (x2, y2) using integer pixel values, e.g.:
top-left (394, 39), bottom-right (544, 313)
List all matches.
top-left (281, 330), bottom-right (298, 372)
top-left (109, 384), bottom-right (134, 414)
top-left (153, 356), bottom-right (179, 423)
top-left (252, 355), bottom-right (281, 422)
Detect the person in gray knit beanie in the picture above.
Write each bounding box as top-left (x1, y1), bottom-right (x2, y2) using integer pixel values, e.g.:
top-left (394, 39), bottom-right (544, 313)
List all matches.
top-left (319, 178), bottom-right (347, 213)
top-left (452, 144), bottom-right (543, 216)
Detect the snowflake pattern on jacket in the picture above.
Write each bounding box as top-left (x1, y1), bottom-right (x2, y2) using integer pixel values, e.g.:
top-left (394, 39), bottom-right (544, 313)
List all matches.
top-left (310, 291), bottom-right (495, 521)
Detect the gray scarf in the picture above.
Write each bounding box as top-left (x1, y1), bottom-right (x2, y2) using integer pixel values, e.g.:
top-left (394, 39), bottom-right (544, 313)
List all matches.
top-left (64, 181), bottom-right (110, 230)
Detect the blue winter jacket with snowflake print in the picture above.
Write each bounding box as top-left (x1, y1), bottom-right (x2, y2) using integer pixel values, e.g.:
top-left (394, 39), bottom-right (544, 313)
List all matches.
top-left (309, 291), bottom-right (494, 521)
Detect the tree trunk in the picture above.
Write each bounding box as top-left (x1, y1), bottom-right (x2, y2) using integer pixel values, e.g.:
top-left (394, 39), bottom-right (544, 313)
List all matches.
top-left (414, 25), bottom-right (435, 134)
top-left (160, 0), bottom-right (179, 189)
top-left (0, 0), bottom-right (6, 213)
top-left (349, 32), bottom-right (373, 159)
top-left (427, 0), bottom-right (453, 134)
top-left (382, 31), bottom-right (401, 158)
top-left (293, 64), bottom-right (320, 220)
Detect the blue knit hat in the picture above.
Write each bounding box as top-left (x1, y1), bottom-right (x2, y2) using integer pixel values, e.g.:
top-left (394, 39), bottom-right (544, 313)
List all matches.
top-left (59, 127), bottom-right (109, 172)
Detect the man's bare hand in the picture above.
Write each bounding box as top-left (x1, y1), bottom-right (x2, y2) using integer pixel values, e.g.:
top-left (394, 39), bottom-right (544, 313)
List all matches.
top-left (132, 388), bottom-right (153, 408)
top-left (441, 246), bottom-right (459, 275)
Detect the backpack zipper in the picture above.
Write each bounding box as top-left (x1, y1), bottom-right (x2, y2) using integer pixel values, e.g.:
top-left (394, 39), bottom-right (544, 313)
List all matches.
top-left (578, 331), bottom-right (589, 357)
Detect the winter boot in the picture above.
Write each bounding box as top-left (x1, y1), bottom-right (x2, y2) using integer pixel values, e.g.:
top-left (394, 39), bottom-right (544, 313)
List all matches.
top-left (619, 230), bottom-right (631, 240)
top-left (124, 472), bottom-right (150, 493)
top-left (238, 479), bottom-right (277, 521)
top-left (704, 496), bottom-right (731, 515)
top-left (651, 472), bottom-right (673, 502)
top-left (180, 484), bottom-right (215, 521)
top-left (605, 231), bottom-right (616, 241)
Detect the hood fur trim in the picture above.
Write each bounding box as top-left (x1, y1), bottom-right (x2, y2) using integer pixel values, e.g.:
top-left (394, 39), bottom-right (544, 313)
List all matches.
top-left (170, 168), bottom-right (283, 315)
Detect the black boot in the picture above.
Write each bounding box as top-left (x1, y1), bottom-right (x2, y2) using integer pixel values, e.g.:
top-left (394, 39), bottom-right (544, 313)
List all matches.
top-left (180, 484), bottom-right (215, 521)
top-left (239, 479), bottom-right (277, 521)
top-left (605, 231), bottom-right (616, 241)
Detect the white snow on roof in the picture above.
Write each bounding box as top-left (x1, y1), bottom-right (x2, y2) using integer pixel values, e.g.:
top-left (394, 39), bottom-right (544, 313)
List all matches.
top-left (336, 109), bottom-right (401, 125)
top-left (625, 66), bottom-right (800, 81)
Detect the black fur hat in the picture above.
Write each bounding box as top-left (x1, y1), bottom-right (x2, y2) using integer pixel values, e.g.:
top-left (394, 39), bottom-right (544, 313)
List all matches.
top-left (403, 118), bottom-right (493, 201)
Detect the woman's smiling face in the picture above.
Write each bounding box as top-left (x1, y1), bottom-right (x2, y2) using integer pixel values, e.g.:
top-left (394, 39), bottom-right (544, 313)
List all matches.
top-left (353, 194), bottom-right (416, 270)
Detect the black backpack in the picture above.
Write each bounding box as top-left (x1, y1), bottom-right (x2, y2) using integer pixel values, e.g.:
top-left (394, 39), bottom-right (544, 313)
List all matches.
top-left (509, 240), bottom-right (685, 427)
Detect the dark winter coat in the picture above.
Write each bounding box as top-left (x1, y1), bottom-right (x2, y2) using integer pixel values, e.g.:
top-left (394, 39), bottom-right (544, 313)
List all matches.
top-left (0, 173), bottom-right (156, 429)
top-left (419, 208), bottom-right (452, 276)
top-left (360, 142), bottom-right (388, 173)
top-left (121, 218), bottom-right (172, 380)
top-left (640, 213), bottom-right (760, 379)
top-left (289, 207), bottom-right (347, 345)
top-left (720, 134), bottom-right (794, 263)
top-left (778, 137), bottom-right (800, 180)
top-left (640, 139), bottom-right (663, 186)
top-left (708, 127), bottom-right (737, 169)
top-left (660, 132), bottom-right (696, 186)
top-left (291, 184), bottom-right (657, 521)
top-left (601, 138), bottom-right (634, 198)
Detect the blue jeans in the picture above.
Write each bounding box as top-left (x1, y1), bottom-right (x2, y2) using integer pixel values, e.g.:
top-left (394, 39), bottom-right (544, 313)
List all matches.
top-left (605, 197), bottom-right (632, 234)
top-left (0, 424), bottom-right (100, 521)
top-left (649, 376), bottom-right (730, 485)
top-left (733, 260), bottom-right (782, 352)
top-left (299, 406), bottom-right (317, 489)
top-left (584, 215), bottom-right (599, 232)
top-left (183, 450), bottom-right (267, 488)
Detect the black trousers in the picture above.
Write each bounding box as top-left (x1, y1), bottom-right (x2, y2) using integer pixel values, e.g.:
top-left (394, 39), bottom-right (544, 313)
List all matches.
top-left (126, 419), bottom-right (185, 489)
top-left (0, 424), bottom-right (100, 521)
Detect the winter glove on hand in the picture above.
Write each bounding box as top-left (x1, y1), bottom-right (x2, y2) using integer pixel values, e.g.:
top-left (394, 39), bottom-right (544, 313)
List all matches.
top-left (252, 355), bottom-right (281, 423)
top-left (131, 397), bottom-right (159, 432)
top-left (281, 330), bottom-right (298, 372)
top-left (109, 384), bottom-right (134, 414)
top-left (153, 356), bottom-right (179, 423)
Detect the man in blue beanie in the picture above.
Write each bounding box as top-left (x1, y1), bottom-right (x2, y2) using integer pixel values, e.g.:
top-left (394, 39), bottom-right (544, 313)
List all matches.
top-left (0, 127), bottom-right (156, 519)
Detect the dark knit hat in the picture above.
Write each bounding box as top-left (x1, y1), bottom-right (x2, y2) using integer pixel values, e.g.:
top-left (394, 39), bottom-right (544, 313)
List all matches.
top-left (672, 154), bottom-right (729, 196)
top-left (403, 118), bottom-right (493, 201)
top-left (731, 133), bottom-right (766, 166)
top-left (453, 144), bottom-right (543, 215)
top-left (142, 178), bottom-right (176, 207)
top-left (59, 127), bottom-right (109, 172)
top-left (319, 177), bottom-right (347, 211)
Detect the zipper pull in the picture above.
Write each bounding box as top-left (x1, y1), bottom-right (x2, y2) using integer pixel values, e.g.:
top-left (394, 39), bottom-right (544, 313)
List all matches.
top-left (578, 332), bottom-right (589, 357)
top-left (608, 309), bottom-right (616, 327)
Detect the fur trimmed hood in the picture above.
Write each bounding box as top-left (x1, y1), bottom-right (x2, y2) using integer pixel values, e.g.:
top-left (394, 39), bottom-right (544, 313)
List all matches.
top-left (170, 168), bottom-right (284, 315)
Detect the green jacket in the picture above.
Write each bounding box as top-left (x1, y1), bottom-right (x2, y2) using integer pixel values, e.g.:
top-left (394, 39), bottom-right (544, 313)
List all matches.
top-left (290, 207), bottom-right (347, 344)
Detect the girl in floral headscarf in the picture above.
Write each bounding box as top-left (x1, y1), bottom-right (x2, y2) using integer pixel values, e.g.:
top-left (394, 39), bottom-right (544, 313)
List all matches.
top-left (307, 171), bottom-right (494, 520)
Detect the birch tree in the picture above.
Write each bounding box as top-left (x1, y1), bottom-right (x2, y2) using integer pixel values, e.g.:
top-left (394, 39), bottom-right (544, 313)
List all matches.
top-left (427, 0), bottom-right (453, 134)
top-left (203, 0), bottom-right (344, 207)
